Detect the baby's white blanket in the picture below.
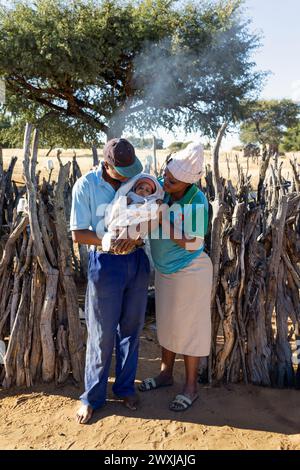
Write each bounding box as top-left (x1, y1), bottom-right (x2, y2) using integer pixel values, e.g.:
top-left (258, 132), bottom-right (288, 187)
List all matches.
top-left (102, 173), bottom-right (164, 250)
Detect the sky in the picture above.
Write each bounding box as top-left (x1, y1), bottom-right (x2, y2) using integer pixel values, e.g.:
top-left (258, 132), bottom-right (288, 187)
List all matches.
top-left (158, 0), bottom-right (300, 149)
top-left (246, 0), bottom-right (300, 101)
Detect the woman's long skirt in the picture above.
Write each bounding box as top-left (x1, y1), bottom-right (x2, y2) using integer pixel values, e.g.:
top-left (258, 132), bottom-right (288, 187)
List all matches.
top-left (155, 251), bottom-right (213, 357)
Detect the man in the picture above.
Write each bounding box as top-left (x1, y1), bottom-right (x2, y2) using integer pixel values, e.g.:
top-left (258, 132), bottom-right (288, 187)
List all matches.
top-left (70, 138), bottom-right (150, 424)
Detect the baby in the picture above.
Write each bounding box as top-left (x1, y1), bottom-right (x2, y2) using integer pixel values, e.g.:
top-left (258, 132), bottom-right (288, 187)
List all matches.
top-left (102, 174), bottom-right (164, 252)
top-left (127, 176), bottom-right (161, 204)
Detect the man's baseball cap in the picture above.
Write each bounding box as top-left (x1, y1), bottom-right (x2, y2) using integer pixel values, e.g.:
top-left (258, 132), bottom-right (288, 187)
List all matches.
top-left (103, 138), bottom-right (143, 178)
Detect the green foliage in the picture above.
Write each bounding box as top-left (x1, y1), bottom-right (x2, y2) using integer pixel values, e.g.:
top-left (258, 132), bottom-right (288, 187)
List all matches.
top-left (0, 106), bottom-right (104, 148)
top-left (281, 123), bottom-right (300, 152)
top-left (240, 100), bottom-right (300, 149)
top-left (167, 141), bottom-right (192, 151)
top-left (0, 0), bottom-right (263, 141)
top-left (0, 111), bottom-right (11, 147)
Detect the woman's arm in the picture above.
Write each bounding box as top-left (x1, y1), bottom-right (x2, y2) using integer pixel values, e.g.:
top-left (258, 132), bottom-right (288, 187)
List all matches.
top-left (159, 206), bottom-right (203, 252)
top-left (128, 202), bottom-right (199, 251)
top-left (168, 223), bottom-right (202, 252)
top-left (112, 200), bottom-right (163, 252)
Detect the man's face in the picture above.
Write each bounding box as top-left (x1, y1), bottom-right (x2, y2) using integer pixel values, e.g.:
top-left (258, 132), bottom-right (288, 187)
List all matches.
top-left (104, 162), bottom-right (129, 182)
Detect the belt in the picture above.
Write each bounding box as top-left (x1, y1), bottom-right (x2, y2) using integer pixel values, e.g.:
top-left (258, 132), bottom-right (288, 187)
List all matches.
top-left (90, 245), bottom-right (140, 255)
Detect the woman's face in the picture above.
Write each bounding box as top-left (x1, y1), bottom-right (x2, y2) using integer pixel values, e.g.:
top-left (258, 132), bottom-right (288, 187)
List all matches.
top-left (163, 167), bottom-right (189, 194)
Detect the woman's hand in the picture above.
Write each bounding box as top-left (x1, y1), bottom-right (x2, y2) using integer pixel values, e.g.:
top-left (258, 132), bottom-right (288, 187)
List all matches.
top-left (158, 202), bottom-right (168, 225)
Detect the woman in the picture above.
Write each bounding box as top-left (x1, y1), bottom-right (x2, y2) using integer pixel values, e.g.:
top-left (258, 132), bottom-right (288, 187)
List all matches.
top-left (139, 142), bottom-right (212, 412)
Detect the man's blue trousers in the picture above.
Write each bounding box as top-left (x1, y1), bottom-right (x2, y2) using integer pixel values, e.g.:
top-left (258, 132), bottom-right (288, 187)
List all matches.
top-left (80, 248), bottom-right (150, 409)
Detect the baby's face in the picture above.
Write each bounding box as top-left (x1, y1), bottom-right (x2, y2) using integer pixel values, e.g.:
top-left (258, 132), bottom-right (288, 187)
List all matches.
top-left (135, 182), bottom-right (154, 197)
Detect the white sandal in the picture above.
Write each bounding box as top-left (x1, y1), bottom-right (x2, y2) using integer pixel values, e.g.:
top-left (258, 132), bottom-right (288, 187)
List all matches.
top-left (138, 377), bottom-right (173, 392)
top-left (169, 394), bottom-right (199, 412)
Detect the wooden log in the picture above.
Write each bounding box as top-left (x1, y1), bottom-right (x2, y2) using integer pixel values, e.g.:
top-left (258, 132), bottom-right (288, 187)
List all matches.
top-left (22, 124), bottom-right (59, 383)
top-left (210, 124), bottom-right (227, 302)
top-left (63, 180), bottom-right (72, 223)
top-left (274, 261), bottom-right (295, 387)
top-left (15, 273), bottom-right (31, 387)
top-left (289, 158), bottom-right (300, 193)
top-left (209, 123), bottom-right (227, 382)
top-left (92, 145), bottom-right (99, 167)
top-left (29, 264), bottom-right (45, 382)
top-left (38, 199), bottom-right (57, 267)
top-left (78, 244), bottom-right (88, 279)
top-left (204, 165), bottom-right (215, 200)
top-left (226, 155), bottom-right (230, 180)
top-left (227, 338), bottom-right (241, 383)
top-left (246, 275), bottom-right (271, 385)
top-left (71, 155), bottom-right (82, 187)
top-left (10, 232), bottom-right (32, 332)
top-left (282, 251), bottom-right (300, 289)
top-left (0, 216), bottom-right (29, 277)
top-left (3, 272), bottom-right (31, 388)
top-left (265, 193), bottom-right (288, 345)
top-left (230, 202), bottom-right (246, 244)
top-left (258, 151), bottom-right (272, 202)
top-left (0, 276), bottom-right (12, 338)
top-left (24, 262), bottom-right (37, 387)
top-left (54, 160), bottom-right (85, 383)
top-left (5, 157), bottom-right (18, 225)
top-left (227, 180), bottom-right (237, 206)
top-left (286, 269), bottom-right (300, 348)
top-left (214, 245), bottom-right (239, 381)
top-left (0, 148), bottom-right (6, 228)
top-left (236, 232), bottom-right (248, 383)
top-left (55, 324), bottom-right (71, 384)
top-left (235, 154), bottom-right (241, 188)
top-left (244, 212), bottom-right (271, 385)
top-left (212, 124), bottom-right (227, 200)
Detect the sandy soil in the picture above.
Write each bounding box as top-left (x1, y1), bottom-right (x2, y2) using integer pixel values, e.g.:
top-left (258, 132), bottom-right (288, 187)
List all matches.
top-left (1, 324), bottom-right (300, 450)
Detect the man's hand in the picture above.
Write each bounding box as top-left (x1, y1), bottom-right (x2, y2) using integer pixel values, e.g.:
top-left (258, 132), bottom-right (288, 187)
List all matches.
top-left (111, 237), bottom-right (142, 255)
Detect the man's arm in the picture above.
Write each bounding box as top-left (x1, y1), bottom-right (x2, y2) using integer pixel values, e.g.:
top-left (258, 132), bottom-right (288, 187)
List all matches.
top-left (70, 176), bottom-right (95, 244)
top-left (72, 229), bottom-right (102, 246)
top-left (72, 229), bottom-right (143, 253)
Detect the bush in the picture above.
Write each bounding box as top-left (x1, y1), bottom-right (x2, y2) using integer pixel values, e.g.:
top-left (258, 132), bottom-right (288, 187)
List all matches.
top-left (167, 141), bottom-right (192, 152)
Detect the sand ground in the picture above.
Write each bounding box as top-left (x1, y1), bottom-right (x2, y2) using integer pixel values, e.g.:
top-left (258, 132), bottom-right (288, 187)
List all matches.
top-left (1, 324), bottom-right (300, 451)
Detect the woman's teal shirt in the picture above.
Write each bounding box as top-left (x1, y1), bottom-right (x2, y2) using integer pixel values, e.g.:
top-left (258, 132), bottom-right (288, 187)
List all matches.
top-left (149, 182), bottom-right (209, 274)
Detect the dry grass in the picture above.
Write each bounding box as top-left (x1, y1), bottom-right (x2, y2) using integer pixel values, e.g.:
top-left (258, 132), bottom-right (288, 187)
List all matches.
top-left (2, 147), bottom-right (300, 188)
